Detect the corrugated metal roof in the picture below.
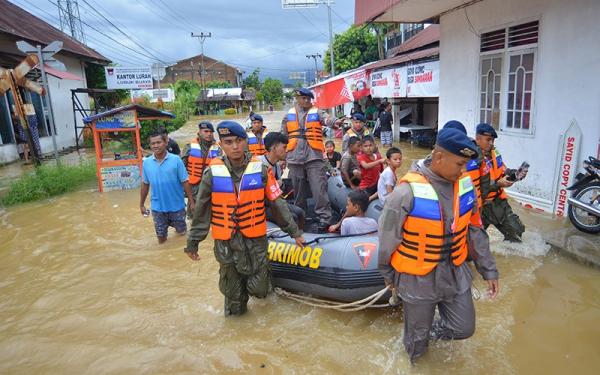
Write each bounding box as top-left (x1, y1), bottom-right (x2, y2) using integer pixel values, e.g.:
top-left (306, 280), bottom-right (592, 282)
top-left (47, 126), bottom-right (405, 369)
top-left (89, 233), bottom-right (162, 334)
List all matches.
top-left (364, 46), bottom-right (439, 71)
top-left (83, 105), bottom-right (175, 124)
top-left (0, 0), bottom-right (109, 64)
top-left (388, 25), bottom-right (440, 56)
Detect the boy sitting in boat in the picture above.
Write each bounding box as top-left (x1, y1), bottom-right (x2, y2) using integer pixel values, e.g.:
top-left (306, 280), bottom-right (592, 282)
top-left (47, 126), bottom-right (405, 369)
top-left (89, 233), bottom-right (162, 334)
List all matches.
top-left (358, 136), bottom-right (385, 201)
top-left (377, 147), bottom-right (403, 205)
top-left (340, 136), bottom-right (362, 189)
top-left (328, 190), bottom-right (378, 235)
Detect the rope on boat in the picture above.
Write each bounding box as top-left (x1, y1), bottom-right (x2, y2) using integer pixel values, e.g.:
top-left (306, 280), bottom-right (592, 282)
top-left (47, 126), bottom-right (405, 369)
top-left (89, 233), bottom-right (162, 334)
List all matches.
top-left (274, 286), bottom-right (399, 312)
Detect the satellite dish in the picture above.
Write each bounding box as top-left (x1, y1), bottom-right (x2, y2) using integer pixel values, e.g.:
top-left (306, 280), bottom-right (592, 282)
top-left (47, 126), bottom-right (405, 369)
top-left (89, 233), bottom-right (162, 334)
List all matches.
top-left (151, 62), bottom-right (166, 80)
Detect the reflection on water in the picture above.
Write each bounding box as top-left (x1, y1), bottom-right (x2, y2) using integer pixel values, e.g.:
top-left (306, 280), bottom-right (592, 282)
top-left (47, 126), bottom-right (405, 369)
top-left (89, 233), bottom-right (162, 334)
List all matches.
top-left (1, 112), bottom-right (599, 374)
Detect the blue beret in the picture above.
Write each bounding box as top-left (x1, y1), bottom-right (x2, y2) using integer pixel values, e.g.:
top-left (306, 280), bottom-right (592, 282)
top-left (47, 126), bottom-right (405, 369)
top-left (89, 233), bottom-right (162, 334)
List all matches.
top-left (442, 120), bottom-right (467, 135)
top-left (352, 113), bottom-right (366, 122)
top-left (295, 88), bottom-right (314, 99)
top-left (198, 121), bottom-right (214, 132)
top-left (436, 128), bottom-right (478, 159)
top-left (250, 113), bottom-right (263, 122)
top-left (476, 123), bottom-right (498, 138)
top-left (217, 121), bottom-right (247, 139)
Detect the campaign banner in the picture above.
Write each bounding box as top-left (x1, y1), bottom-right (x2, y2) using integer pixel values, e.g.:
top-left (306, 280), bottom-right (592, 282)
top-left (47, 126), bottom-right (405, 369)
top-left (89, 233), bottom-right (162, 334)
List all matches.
top-left (95, 110), bottom-right (136, 129)
top-left (369, 66), bottom-right (406, 98)
top-left (344, 70), bottom-right (370, 100)
top-left (105, 66), bottom-right (153, 90)
top-left (406, 60), bottom-right (439, 97)
top-left (131, 88), bottom-right (175, 103)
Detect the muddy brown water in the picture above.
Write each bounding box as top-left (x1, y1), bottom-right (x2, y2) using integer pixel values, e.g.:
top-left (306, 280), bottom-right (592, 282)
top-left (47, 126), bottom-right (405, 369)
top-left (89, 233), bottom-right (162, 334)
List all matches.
top-left (1, 111), bottom-right (599, 374)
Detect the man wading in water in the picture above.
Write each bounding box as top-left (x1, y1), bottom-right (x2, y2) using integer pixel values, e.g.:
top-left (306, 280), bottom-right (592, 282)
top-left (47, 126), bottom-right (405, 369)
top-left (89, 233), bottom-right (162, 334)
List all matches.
top-left (184, 121), bottom-right (304, 316)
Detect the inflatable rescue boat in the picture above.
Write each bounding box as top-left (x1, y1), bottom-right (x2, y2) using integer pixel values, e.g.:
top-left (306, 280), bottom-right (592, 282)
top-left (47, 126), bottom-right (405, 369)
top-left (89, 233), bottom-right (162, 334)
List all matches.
top-left (267, 175), bottom-right (388, 302)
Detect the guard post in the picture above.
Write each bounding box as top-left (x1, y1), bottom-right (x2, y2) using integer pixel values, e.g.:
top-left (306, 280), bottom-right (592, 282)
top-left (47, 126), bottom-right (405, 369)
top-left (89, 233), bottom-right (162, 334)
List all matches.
top-left (83, 104), bottom-right (175, 192)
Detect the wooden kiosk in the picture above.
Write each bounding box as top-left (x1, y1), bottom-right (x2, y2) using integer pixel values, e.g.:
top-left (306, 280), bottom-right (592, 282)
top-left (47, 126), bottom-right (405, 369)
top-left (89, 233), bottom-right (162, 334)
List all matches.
top-left (83, 104), bottom-right (175, 192)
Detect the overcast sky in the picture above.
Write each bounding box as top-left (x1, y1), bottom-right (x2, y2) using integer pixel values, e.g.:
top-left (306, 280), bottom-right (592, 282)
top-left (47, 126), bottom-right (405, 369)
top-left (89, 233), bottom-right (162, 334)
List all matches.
top-left (13, 0), bottom-right (356, 82)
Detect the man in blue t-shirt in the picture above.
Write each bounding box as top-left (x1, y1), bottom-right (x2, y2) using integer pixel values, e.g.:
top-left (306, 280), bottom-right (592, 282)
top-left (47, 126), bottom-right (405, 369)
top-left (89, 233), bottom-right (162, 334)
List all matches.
top-left (140, 131), bottom-right (195, 243)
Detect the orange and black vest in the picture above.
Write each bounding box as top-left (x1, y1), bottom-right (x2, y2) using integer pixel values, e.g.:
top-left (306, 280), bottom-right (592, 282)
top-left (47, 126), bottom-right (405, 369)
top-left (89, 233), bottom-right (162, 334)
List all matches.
top-left (484, 148), bottom-right (507, 201)
top-left (390, 172), bottom-right (475, 276)
top-left (187, 140), bottom-right (221, 185)
top-left (286, 107), bottom-right (324, 152)
top-left (247, 130), bottom-right (268, 156)
top-left (465, 157), bottom-right (483, 209)
top-left (209, 157), bottom-right (267, 240)
top-left (345, 127), bottom-right (371, 139)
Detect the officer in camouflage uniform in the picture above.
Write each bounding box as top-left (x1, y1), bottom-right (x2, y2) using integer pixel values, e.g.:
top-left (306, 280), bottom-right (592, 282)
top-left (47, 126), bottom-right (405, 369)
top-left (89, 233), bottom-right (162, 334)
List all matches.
top-left (185, 121), bottom-right (304, 316)
top-left (475, 123), bottom-right (525, 242)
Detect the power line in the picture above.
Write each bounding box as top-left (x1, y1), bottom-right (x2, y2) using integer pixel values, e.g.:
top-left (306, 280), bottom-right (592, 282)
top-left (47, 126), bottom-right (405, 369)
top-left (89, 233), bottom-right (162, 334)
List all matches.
top-left (330, 7), bottom-right (353, 27)
top-left (295, 9), bottom-right (328, 37)
top-left (48, 0), bottom-right (164, 62)
top-left (83, 0), bottom-right (173, 61)
top-left (78, 0), bottom-right (167, 64)
top-left (15, 0), bottom-right (147, 65)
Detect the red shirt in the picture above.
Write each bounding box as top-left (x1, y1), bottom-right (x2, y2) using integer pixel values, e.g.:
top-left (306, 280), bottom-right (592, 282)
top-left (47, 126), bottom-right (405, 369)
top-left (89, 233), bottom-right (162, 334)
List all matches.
top-left (358, 153), bottom-right (383, 189)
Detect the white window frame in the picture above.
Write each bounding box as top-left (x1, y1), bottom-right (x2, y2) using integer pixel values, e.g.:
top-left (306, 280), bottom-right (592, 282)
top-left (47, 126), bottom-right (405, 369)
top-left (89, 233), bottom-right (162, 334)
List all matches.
top-left (478, 53), bottom-right (503, 130)
top-left (478, 20), bottom-right (539, 137)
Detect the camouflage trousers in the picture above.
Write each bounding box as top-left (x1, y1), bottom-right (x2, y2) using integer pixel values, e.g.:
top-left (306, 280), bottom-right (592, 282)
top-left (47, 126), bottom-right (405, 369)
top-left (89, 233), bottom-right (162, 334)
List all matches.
top-left (481, 198), bottom-right (525, 242)
top-left (213, 233), bottom-right (271, 316)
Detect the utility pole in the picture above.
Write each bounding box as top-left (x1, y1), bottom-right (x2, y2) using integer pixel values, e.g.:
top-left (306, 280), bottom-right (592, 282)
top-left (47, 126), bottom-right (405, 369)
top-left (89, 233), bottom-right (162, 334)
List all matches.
top-left (325, 0), bottom-right (335, 77)
top-left (57, 0), bottom-right (85, 42)
top-left (306, 54), bottom-right (322, 85)
top-left (191, 32), bottom-right (211, 114)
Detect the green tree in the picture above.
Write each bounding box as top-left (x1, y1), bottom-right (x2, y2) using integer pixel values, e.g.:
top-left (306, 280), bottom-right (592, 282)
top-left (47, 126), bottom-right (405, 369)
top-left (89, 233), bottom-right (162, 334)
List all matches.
top-left (323, 26), bottom-right (378, 74)
top-left (260, 78), bottom-right (283, 104)
top-left (243, 68), bottom-right (261, 91)
top-left (205, 80), bottom-right (233, 88)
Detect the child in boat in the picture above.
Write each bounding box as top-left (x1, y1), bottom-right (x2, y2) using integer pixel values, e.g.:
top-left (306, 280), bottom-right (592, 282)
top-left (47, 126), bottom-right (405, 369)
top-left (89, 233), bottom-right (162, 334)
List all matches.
top-left (377, 147), bottom-right (403, 205)
top-left (340, 136), bottom-right (362, 189)
top-left (358, 136), bottom-right (385, 201)
top-left (325, 140), bottom-right (342, 169)
top-left (329, 190), bottom-right (378, 235)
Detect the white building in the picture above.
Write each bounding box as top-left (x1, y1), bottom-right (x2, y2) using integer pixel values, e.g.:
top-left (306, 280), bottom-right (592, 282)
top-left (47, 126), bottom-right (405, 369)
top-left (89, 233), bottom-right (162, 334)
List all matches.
top-left (0, 0), bottom-right (109, 164)
top-left (355, 0), bottom-right (600, 217)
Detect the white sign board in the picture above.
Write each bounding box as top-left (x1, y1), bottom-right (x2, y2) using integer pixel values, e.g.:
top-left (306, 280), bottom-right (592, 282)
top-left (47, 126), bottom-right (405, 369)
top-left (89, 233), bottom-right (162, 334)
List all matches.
top-left (100, 165), bottom-right (141, 192)
top-left (554, 120), bottom-right (582, 217)
top-left (406, 60), bottom-right (439, 97)
top-left (369, 66), bottom-right (407, 98)
top-left (105, 66), bottom-right (153, 90)
top-left (131, 88), bottom-right (175, 103)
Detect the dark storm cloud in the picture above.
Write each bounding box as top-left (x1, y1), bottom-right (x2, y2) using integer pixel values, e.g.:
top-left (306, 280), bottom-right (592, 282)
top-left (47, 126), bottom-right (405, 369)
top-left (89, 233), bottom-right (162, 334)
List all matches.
top-left (26, 0), bottom-right (355, 80)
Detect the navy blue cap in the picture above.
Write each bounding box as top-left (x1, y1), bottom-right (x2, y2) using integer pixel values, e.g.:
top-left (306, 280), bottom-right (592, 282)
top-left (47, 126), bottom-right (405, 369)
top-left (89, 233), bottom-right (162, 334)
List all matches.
top-left (294, 88), bottom-right (314, 99)
top-left (442, 120), bottom-right (467, 135)
top-left (217, 121), bottom-right (247, 139)
top-left (476, 123), bottom-right (498, 138)
top-left (198, 121), bottom-right (214, 132)
top-left (250, 113), bottom-right (263, 122)
top-left (436, 128), bottom-right (478, 159)
top-left (352, 113), bottom-right (366, 122)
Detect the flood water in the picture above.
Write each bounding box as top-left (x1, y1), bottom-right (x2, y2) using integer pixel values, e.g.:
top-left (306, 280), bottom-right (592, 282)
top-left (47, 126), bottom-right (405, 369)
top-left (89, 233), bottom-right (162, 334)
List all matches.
top-left (1, 111), bottom-right (599, 374)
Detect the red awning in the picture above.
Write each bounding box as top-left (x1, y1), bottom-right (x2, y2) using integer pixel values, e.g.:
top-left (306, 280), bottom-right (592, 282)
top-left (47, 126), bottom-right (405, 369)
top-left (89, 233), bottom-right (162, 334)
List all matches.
top-left (43, 64), bottom-right (83, 80)
top-left (311, 68), bottom-right (371, 109)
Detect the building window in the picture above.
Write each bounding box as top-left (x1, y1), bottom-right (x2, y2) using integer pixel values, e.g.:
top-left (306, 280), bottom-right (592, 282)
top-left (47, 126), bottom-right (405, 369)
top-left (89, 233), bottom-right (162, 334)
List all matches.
top-left (479, 55), bottom-right (502, 129)
top-left (479, 21), bottom-right (538, 134)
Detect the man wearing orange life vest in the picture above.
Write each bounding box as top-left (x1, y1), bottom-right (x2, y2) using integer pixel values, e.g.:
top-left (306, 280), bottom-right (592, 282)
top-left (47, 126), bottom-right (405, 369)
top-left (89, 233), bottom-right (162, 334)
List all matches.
top-left (378, 128), bottom-right (499, 363)
top-left (181, 121), bottom-right (221, 218)
top-left (246, 113), bottom-right (268, 156)
top-left (185, 121), bottom-right (304, 316)
top-left (476, 123), bottom-right (526, 242)
top-left (281, 88), bottom-right (340, 233)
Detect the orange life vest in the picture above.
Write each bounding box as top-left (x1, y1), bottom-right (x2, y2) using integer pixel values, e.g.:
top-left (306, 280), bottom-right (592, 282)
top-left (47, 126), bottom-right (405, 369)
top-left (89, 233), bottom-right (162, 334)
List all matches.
top-left (484, 148), bottom-right (507, 201)
top-left (465, 157), bottom-right (483, 209)
top-left (209, 157), bottom-right (267, 240)
top-left (390, 172), bottom-right (475, 276)
top-left (247, 130), bottom-right (268, 156)
top-left (286, 107), bottom-right (324, 152)
top-left (187, 140), bottom-right (221, 185)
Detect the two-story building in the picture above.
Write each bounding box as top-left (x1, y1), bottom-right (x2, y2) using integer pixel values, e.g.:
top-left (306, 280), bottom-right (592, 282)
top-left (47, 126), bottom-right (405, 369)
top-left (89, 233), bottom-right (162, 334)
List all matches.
top-left (161, 55), bottom-right (242, 87)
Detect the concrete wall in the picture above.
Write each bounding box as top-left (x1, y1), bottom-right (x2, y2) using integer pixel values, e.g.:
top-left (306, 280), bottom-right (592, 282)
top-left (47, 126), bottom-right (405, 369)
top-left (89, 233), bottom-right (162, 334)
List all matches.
top-left (0, 53), bottom-right (88, 164)
top-left (439, 0), bottom-right (600, 212)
